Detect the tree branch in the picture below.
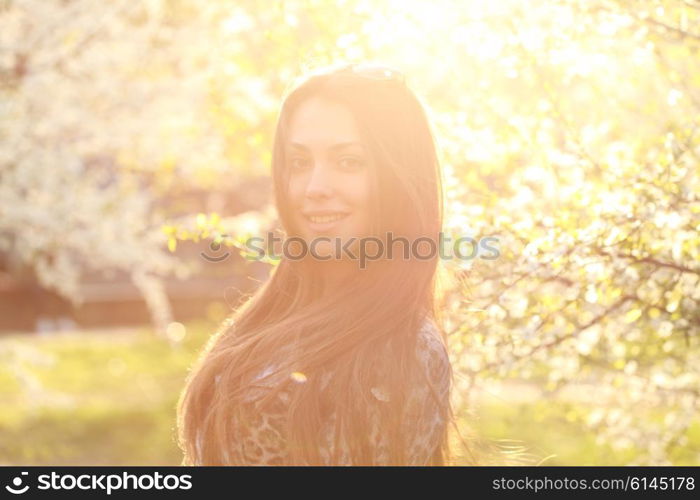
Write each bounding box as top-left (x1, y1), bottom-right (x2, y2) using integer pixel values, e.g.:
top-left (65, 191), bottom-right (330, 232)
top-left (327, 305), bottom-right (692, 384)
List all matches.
top-left (593, 247), bottom-right (700, 276)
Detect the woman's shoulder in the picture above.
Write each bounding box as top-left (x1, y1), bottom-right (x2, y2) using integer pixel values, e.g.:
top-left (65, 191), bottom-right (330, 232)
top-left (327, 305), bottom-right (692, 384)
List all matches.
top-left (415, 317), bottom-right (451, 392)
top-left (416, 317), bottom-right (449, 363)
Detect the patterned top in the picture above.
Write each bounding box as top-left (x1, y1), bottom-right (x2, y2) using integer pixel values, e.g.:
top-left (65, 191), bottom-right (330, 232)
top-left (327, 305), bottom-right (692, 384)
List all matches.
top-left (194, 318), bottom-right (451, 465)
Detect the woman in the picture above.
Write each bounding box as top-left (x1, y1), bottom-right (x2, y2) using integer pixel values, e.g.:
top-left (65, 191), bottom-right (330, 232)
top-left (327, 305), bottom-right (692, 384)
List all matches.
top-left (177, 62), bottom-right (453, 465)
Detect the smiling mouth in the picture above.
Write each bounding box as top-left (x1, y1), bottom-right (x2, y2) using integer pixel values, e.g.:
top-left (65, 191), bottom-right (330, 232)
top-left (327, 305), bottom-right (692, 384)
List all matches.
top-left (305, 213), bottom-right (349, 224)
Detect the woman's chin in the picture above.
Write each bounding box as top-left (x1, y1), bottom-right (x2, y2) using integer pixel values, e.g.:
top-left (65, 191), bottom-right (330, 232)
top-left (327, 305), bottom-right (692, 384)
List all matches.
top-left (308, 242), bottom-right (336, 260)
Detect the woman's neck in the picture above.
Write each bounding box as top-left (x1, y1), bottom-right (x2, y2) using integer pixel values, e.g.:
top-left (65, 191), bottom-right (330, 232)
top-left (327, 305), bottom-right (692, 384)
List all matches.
top-left (317, 259), bottom-right (358, 294)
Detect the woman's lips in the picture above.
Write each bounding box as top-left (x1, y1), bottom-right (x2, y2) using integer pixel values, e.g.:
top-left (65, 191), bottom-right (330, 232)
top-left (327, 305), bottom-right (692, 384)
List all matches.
top-left (304, 213), bottom-right (350, 233)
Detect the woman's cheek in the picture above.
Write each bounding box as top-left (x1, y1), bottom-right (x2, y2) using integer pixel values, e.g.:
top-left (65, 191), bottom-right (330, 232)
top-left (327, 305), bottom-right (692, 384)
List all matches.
top-left (348, 174), bottom-right (372, 235)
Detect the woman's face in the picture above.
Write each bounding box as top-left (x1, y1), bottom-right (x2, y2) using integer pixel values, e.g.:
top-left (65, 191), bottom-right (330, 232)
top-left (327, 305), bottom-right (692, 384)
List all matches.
top-left (285, 96), bottom-right (372, 259)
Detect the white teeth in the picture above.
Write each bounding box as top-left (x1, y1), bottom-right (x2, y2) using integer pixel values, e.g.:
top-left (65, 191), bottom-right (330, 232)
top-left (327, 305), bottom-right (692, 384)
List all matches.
top-left (308, 214), bottom-right (346, 223)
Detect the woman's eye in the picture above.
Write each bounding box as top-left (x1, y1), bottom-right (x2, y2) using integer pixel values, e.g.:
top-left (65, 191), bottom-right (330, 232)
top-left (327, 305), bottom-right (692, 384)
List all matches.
top-left (338, 156), bottom-right (364, 170)
top-left (289, 157), bottom-right (310, 170)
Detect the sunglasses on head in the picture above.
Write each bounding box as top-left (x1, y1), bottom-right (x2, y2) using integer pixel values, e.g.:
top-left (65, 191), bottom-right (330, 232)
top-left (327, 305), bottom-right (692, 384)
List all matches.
top-left (336, 63), bottom-right (406, 84)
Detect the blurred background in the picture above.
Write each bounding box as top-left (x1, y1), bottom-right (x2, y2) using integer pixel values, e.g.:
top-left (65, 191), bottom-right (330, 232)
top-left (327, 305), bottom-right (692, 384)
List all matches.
top-left (1, 0), bottom-right (699, 465)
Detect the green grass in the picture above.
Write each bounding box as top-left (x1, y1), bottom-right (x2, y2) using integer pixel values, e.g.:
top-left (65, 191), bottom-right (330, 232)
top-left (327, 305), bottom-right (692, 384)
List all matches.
top-left (468, 401), bottom-right (638, 466)
top-left (465, 396), bottom-right (700, 466)
top-left (0, 321), bottom-right (213, 465)
top-left (1, 323), bottom-right (698, 465)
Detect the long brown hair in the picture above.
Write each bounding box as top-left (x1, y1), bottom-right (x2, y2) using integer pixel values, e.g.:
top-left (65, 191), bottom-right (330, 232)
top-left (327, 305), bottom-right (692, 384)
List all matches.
top-left (177, 62), bottom-right (453, 465)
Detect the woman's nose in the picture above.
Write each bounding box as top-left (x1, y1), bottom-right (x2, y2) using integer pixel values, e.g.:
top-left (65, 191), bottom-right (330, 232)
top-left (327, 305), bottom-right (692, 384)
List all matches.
top-left (305, 164), bottom-right (334, 199)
